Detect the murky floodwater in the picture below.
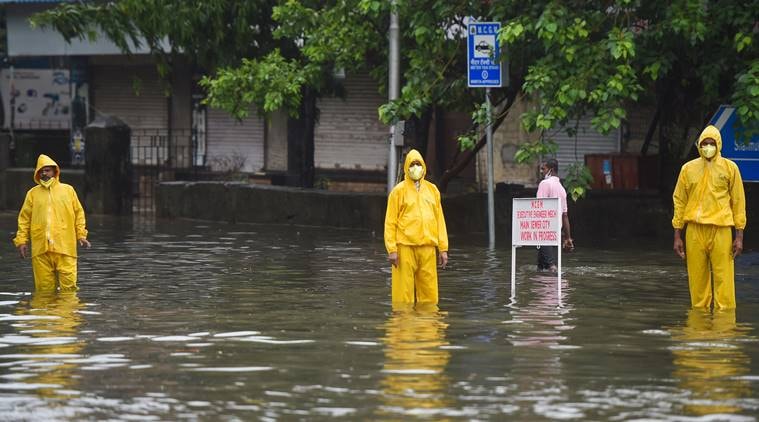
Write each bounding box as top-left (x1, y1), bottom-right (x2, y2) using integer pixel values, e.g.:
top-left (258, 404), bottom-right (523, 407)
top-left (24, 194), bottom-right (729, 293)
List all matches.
top-left (1, 212), bottom-right (758, 421)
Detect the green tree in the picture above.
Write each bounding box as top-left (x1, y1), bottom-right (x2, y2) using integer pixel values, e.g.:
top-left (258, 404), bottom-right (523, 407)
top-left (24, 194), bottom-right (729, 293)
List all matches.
top-left (34, 1), bottom-right (758, 196)
top-left (211, 0), bottom-right (758, 196)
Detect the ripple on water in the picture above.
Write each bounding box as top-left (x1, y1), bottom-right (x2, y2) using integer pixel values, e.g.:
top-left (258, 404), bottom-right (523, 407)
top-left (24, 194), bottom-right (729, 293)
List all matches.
top-left (641, 329), bottom-right (670, 336)
top-left (188, 366), bottom-right (274, 372)
top-left (0, 315), bottom-right (59, 322)
top-left (0, 335), bottom-right (77, 345)
top-left (235, 336), bottom-right (315, 345)
top-left (311, 407), bottom-right (356, 417)
top-left (151, 336), bottom-right (199, 342)
top-left (97, 337), bottom-right (135, 342)
top-left (212, 331), bottom-right (260, 337)
top-left (0, 382), bottom-right (61, 390)
top-left (344, 341), bottom-right (380, 346)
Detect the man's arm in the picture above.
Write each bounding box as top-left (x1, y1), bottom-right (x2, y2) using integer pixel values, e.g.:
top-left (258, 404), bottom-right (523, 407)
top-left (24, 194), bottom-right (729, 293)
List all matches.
top-left (729, 162), bottom-right (746, 231)
top-left (72, 188), bottom-right (88, 242)
top-left (727, 164), bottom-right (746, 258)
top-left (13, 192), bottom-right (33, 258)
top-left (384, 189), bottom-right (400, 267)
top-left (562, 213), bottom-right (573, 250)
top-left (674, 228), bottom-right (685, 259)
top-left (672, 168), bottom-right (688, 231)
top-left (672, 167), bottom-right (688, 259)
top-left (434, 188), bottom-right (449, 268)
top-left (733, 229), bottom-right (744, 257)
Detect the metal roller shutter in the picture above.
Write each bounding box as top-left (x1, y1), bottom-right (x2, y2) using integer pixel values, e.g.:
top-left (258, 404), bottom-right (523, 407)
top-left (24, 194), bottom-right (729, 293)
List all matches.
top-left (547, 118), bottom-right (620, 177)
top-left (315, 73), bottom-right (387, 171)
top-left (206, 106), bottom-right (264, 173)
top-left (92, 66), bottom-right (168, 133)
top-left (92, 66), bottom-right (172, 165)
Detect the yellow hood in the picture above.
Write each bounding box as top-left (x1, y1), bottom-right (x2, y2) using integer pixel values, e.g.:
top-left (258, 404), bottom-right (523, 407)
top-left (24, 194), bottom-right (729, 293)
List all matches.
top-left (696, 125), bottom-right (722, 159)
top-left (403, 149), bottom-right (426, 181)
top-left (34, 154), bottom-right (60, 185)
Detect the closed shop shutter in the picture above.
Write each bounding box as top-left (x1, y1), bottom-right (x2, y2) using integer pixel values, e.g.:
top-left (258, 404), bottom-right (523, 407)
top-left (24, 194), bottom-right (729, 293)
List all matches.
top-left (206, 106), bottom-right (264, 173)
top-left (92, 66), bottom-right (171, 165)
top-left (549, 118), bottom-right (620, 176)
top-left (315, 73), bottom-right (387, 171)
top-left (92, 65), bottom-right (168, 133)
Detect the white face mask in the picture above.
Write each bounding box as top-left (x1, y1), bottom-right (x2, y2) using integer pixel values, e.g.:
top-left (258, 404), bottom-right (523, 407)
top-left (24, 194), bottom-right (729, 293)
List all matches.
top-left (701, 144), bottom-right (717, 159)
top-left (408, 164), bottom-right (424, 181)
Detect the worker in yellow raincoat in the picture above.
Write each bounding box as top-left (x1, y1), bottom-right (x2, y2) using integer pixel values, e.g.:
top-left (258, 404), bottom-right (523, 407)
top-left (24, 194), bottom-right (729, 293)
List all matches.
top-left (384, 149), bottom-right (449, 305)
top-left (672, 125), bottom-right (746, 309)
top-left (13, 154), bottom-right (91, 292)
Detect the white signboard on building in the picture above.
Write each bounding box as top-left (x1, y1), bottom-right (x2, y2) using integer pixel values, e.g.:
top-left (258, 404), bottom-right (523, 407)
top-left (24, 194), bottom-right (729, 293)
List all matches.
top-left (511, 197), bottom-right (563, 305)
top-left (1, 68), bottom-right (72, 130)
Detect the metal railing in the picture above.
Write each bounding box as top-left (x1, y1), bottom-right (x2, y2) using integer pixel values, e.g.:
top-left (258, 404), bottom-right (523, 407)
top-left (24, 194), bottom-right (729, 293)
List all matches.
top-left (130, 128), bottom-right (206, 214)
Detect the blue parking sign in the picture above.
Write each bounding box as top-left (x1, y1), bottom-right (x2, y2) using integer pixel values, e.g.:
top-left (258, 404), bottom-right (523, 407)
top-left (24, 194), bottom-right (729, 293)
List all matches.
top-left (467, 22), bottom-right (502, 88)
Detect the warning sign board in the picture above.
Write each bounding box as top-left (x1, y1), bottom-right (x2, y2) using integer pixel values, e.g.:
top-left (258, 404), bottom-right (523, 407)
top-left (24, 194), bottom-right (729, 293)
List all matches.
top-left (511, 197), bottom-right (561, 246)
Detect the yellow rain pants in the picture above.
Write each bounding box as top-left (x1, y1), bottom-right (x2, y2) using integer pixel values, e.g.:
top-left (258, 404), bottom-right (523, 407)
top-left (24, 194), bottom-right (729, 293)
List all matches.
top-left (685, 223), bottom-right (735, 309)
top-left (32, 252), bottom-right (78, 292)
top-left (392, 244), bottom-right (438, 304)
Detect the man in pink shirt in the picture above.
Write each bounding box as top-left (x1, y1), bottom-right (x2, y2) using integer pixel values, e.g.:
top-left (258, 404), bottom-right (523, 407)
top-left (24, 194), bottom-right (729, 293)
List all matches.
top-left (536, 159), bottom-right (574, 272)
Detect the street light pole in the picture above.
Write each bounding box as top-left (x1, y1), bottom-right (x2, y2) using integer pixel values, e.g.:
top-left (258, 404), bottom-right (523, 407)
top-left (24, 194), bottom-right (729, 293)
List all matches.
top-left (387, 1), bottom-right (400, 192)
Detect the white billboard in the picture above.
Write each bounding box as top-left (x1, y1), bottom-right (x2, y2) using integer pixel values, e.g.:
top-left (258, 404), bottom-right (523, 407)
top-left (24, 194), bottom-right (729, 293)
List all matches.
top-left (1, 68), bottom-right (72, 130)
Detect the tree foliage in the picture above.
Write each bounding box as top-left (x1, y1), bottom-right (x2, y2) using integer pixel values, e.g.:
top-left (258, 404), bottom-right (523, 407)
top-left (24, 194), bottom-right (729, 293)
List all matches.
top-left (33, 0), bottom-right (759, 196)
top-left (31, 1), bottom-right (277, 77)
top-left (248, 0), bottom-right (758, 196)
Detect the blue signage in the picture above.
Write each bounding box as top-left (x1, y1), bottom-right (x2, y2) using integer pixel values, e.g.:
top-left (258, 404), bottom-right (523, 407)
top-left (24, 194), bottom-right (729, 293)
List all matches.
top-left (709, 105), bottom-right (759, 182)
top-left (467, 22), bottom-right (502, 88)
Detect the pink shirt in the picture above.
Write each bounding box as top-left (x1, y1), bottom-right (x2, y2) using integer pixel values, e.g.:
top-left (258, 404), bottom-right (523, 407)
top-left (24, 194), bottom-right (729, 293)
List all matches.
top-left (537, 176), bottom-right (568, 213)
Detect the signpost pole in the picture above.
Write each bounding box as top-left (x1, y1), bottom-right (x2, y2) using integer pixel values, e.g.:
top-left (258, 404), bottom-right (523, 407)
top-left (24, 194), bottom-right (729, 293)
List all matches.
top-left (510, 245), bottom-right (516, 299)
top-left (487, 88), bottom-right (495, 249)
top-left (556, 200), bottom-right (562, 306)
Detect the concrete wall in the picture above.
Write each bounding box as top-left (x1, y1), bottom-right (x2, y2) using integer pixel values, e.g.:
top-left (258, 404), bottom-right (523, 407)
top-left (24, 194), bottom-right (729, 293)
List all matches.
top-left (2, 168), bottom-right (85, 211)
top-left (155, 181), bottom-right (684, 246)
top-left (157, 182), bottom-right (389, 233)
top-left (477, 97), bottom-right (539, 190)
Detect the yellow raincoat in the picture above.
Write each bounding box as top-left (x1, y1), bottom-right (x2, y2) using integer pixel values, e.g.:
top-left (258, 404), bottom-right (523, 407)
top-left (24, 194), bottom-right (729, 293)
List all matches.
top-left (672, 125), bottom-right (746, 309)
top-left (13, 155), bottom-right (88, 291)
top-left (384, 150), bottom-right (448, 304)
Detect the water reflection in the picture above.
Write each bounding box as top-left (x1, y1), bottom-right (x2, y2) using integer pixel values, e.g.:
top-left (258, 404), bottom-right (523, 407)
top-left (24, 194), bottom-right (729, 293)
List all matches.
top-left (508, 275), bottom-right (577, 419)
top-left (671, 309), bottom-right (752, 415)
top-left (11, 292), bottom-right (84, 398)
top-left (378, 304), bottom-right (451, 418)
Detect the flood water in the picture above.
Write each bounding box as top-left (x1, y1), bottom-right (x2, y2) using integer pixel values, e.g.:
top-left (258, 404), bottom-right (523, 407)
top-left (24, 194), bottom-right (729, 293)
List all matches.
top-left (1, 211), bottom-right (759, 421)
